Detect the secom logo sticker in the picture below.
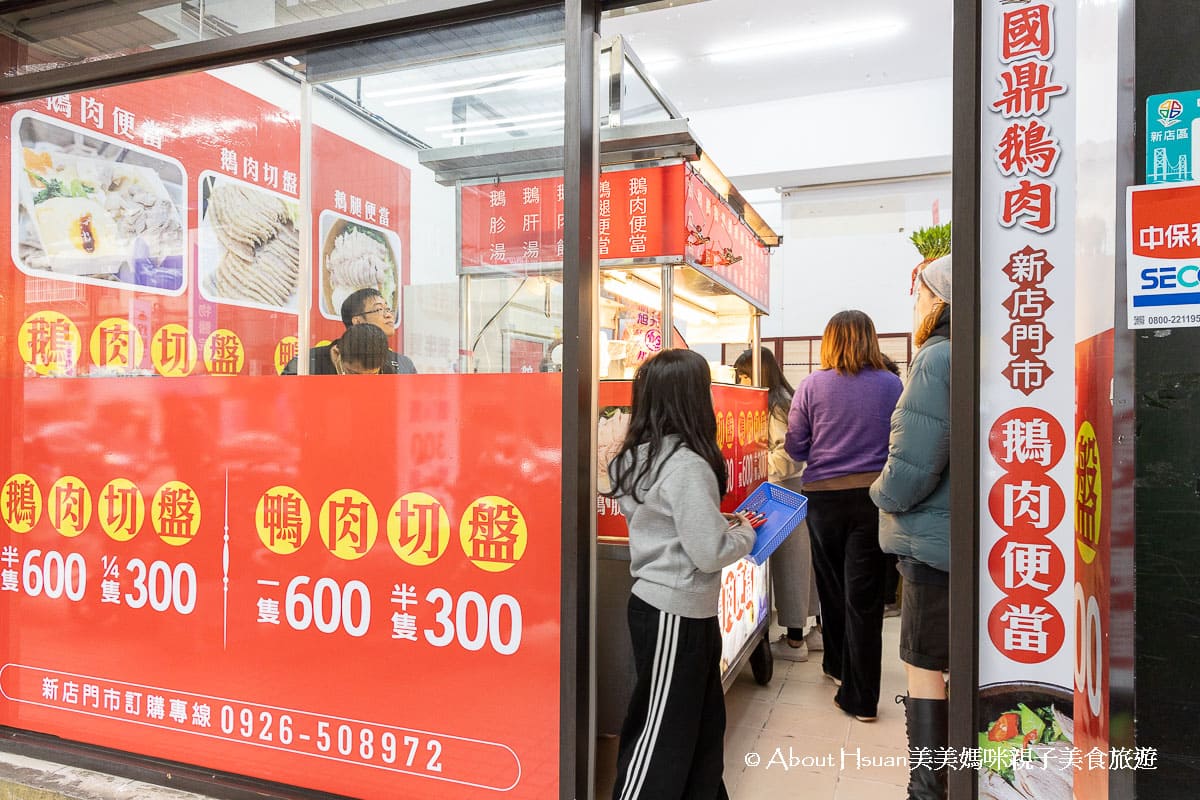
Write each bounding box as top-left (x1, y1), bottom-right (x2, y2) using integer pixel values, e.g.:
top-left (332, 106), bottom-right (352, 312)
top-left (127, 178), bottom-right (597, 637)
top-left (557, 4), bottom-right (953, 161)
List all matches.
top-left (1135, 264), bottom-right (1200, 307)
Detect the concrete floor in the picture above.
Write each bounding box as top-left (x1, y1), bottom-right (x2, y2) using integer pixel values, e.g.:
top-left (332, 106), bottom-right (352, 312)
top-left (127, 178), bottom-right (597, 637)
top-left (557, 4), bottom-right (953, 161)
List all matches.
top-left (597, 616), bottom-right (910, 799)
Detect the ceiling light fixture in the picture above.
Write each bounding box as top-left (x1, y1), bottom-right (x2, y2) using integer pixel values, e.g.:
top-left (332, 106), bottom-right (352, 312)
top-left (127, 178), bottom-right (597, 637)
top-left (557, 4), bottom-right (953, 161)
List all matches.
top-left (381, 71), bottom-right (565, 108)
top-left (428, 111), bottom-right (564, 133)
top-left (705, 20), bottom-right (905, 64)
top-left (440, 118), bottom-right (565, 140)
top-left (601, 273), bottom-right (717, 323)
top-left (366, 66), bottom-right (562, 99)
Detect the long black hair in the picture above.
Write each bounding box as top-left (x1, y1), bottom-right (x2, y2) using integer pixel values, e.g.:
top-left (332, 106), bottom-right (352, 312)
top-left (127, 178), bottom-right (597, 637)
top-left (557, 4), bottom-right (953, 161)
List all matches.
top-left (605, 349), bottom-right (727, 502)
top-left (733, 347), bottom-right (794, 415)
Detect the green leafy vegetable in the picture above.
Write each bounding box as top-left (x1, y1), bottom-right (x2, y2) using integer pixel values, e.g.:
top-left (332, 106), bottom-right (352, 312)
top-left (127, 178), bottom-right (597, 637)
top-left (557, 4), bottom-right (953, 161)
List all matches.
top-left (979, 704), bottom-right (1070, 784)
top-left (909, 221), bottom-right (952, 260)
top-left (27, 169), bottom-right (95, 204)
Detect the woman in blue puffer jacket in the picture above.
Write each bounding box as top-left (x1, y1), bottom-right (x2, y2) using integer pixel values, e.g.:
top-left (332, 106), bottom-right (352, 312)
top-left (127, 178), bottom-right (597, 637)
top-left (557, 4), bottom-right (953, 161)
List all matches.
top-left (870, 253), bottom-right (951, 800)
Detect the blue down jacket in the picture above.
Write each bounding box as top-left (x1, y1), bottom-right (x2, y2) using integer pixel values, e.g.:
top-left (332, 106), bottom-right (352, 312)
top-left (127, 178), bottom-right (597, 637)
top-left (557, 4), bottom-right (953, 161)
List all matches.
top-left (870, 335), bottom-right (950, 572)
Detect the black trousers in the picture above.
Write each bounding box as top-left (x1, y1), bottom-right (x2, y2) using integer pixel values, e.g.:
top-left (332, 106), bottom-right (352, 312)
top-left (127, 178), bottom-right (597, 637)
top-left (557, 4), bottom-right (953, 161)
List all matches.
top-left (612, 593), bottom-right (729, 800)
top-left (805, 487), bottom-right (887, 717)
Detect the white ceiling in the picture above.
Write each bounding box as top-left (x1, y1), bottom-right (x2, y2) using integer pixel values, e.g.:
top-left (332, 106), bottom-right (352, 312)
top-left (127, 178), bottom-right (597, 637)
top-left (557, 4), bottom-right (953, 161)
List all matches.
top-left (601, 0), bottom-right (953, 113)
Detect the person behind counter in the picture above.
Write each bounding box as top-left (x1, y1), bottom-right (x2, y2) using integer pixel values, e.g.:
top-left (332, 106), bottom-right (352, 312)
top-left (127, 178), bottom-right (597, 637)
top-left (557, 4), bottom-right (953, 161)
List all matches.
top-left (605, 348), bottom-right (758, 800)
top-left (282, 288), bottom-right (416, 375)
top-left (329, 323), bottom-right (388, 375)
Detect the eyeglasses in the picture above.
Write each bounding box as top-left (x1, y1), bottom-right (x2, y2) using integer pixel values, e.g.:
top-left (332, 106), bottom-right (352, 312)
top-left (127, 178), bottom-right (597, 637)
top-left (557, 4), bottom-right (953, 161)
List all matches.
top-left (360, 306), bottom-right (394, 318)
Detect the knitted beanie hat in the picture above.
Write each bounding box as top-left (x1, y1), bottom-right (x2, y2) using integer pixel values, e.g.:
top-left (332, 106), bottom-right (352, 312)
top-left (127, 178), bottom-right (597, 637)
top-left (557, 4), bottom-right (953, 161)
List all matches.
top-left (918, 254), bottom-right (952, 304)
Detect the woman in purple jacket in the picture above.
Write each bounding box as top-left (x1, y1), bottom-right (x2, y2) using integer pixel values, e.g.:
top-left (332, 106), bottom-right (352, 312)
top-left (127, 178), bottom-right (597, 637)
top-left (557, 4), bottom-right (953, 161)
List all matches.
top-left (786, 310), bottom-right (902, 721)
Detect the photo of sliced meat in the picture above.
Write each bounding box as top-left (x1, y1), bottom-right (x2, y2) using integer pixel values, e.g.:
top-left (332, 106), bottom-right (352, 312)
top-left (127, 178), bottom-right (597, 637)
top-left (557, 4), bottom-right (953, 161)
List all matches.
top-left (200, 175), bottom-right (301, 310)
top-left (318, 211), bottom-right (400, 321)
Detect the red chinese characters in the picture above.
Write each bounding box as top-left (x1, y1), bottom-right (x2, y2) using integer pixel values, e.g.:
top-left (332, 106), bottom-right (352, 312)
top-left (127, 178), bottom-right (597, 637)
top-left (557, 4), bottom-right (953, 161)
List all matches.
top-left (991, 4), bottom-right (1063, 240)
top-left (985, 408), bottom-right (1068, 663)
top-left (999, 4), bottom-right (1054, 62)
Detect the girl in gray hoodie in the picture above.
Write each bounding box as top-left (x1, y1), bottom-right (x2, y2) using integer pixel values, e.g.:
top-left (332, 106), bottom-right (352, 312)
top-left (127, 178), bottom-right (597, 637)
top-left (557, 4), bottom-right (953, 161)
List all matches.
top-left (606, 348), bottom-right (757, 800)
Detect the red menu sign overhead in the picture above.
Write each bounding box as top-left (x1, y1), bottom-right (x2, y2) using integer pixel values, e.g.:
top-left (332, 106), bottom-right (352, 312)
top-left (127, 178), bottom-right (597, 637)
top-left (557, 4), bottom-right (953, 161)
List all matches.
top-left (683, 170), bottom-right (770, 308)
top-left (460, 164), bottom-right (687, 269)
top-left (0, 374), bottom-right (562, 799)
top-left (460, 163), bottom-right (771, 308)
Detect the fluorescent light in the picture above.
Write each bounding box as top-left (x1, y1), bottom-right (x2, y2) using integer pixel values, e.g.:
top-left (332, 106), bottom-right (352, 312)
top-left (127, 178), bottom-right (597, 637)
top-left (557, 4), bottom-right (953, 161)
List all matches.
top-left (642, 57), bottom-right (682, 74)
top-left (428, 111), bottom-right (564, 133)
top-left (603, 273), bottom-right (661, 309)
top-left (382, 72), bottom-right (564, 108)
top-left (364, 66), bottom-right (563, 99)
top-left (706, 20), bottom-right (905, 64)
top-left (602, 273), bottom-right (716, 323)
top-left (440, 117), bottom-right (565, 140)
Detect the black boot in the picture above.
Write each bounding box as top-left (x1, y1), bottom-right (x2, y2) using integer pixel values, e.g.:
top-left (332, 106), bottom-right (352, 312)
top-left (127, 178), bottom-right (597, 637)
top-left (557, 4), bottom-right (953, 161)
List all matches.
top-left (898, 695), bottom-right (948, 800)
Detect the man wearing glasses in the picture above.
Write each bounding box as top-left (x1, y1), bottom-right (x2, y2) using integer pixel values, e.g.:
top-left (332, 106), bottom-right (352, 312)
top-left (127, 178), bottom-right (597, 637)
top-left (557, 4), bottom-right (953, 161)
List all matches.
top-left (282, 288), bottom-right (417, 375)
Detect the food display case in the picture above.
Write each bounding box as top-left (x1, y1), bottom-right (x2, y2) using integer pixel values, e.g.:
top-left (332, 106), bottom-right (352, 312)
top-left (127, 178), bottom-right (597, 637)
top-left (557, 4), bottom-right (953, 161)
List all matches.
top-left (419, 36), bottom-right (782, 734)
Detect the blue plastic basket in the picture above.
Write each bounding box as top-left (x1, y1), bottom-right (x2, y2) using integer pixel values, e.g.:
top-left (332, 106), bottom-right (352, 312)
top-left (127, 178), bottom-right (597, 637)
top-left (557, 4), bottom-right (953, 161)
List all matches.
top-left (735, 482), bottom-right (808, 566)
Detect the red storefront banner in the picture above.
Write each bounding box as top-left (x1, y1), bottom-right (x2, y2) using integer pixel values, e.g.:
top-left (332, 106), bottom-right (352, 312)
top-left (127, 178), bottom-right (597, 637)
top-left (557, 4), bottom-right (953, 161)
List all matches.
top-left (597, 381), bottom-right (767, 541)
top-left (1, 70), bottom-right (411, 378)
top-left (460, 163), bottom-right (771, 308)
top-left (683, 170), bottom-right (770, 308)
top-left (1073, 329), bottom-right (1114, 795)
top-left (0, 374), bottom-right (562, 799)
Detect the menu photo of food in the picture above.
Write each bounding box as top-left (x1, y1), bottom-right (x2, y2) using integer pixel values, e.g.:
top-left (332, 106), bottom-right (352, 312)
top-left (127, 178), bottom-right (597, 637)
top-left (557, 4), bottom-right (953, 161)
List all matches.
top-left (319, 210), bottom-right (400, 322)
top-left (197, 171), bottom-right (301, 312)
top-left (11, 111), bottom-right (186, 292)
top-left (977, 682), bottom-right (1075, 800)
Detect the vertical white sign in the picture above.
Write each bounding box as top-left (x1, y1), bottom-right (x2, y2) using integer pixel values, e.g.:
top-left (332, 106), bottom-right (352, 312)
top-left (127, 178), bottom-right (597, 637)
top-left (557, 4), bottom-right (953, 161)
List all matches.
top-left (979, 1), bottom-right (1076, 696)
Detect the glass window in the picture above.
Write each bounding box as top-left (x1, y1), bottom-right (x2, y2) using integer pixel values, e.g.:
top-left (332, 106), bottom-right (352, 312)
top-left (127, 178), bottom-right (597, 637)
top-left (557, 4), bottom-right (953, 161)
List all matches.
top-left (0, 7), bottom-right (568, 799)
top-left (0, 1), bottom-right (417, 80)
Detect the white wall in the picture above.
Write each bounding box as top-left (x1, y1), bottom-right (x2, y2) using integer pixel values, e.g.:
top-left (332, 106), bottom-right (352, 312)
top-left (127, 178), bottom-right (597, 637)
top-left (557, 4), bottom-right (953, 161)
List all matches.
top-left (765, 174), bottom-right (951, 339)
top-left (681, 78), bottom-right (954, 341)
top-left (686, 78), bottom-right (954, 191)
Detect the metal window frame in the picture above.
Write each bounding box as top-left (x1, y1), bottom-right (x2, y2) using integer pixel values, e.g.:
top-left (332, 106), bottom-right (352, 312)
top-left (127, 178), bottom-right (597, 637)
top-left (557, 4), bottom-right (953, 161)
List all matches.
top-left (949, 1), bottom-right (982, 798)
top-left (0, 2), bottom-right (600, 799)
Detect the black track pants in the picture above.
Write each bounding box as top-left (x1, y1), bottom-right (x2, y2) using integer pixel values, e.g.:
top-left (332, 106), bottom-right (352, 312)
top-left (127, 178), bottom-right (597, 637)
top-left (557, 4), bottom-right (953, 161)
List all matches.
top-left (612, 593), bottom-right (729, 800)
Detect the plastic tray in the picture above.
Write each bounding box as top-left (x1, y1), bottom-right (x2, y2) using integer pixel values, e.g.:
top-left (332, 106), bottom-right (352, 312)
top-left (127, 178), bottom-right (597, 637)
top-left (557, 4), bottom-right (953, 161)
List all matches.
top-left (735, 482), bottom-right (808, 566)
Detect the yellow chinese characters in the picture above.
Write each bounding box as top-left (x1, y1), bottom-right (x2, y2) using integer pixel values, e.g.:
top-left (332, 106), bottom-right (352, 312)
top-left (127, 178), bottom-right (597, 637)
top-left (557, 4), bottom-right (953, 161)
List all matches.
top-left (152, 480), bottom-right (201, 545)
top-left (256, 486), bottom-right (311, 555)
top-left (387, 492), bottom-right (450, 566)
top-left (318, 489), bottom-right (377, 561)
top-left (19, 311), bottom-right (82, 376)
top-left (459, 496), bottom-right (527, 573)
top-left (48, 475), bottom-right (91, 538)
top-left (204, 329), bottom-right (245, 376)
top-left (1075, 420), bottom-right (1102, 564)
top-left (274, 336), bottom-right (298, 375)
top-left (99, 478), bottom-right (144, 541)
top-left (151, 323), bottom-right (197, 377)
top-left (1, 473), bottom-right (43, 533)
top-left (90, 317), bottom-right (145, 372)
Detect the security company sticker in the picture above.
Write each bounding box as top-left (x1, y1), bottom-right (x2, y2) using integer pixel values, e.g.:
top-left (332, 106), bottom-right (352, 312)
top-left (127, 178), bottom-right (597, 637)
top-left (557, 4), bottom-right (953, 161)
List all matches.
top-left (1126, 183), bottom-right (1200, 329)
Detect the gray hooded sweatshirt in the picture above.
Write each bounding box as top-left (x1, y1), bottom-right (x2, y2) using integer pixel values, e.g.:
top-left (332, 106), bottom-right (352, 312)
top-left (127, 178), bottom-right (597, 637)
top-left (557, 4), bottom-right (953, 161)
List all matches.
top-left (614, 437), bottom-right (756, 618)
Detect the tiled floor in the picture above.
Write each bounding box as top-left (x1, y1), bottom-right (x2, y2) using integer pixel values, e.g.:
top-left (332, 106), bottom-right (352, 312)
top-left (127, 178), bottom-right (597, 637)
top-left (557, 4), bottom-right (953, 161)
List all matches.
top-left (597, 616), bottom-right (909, 799)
